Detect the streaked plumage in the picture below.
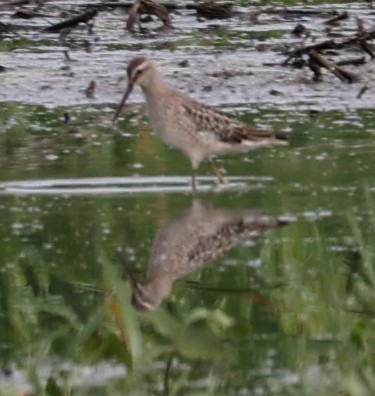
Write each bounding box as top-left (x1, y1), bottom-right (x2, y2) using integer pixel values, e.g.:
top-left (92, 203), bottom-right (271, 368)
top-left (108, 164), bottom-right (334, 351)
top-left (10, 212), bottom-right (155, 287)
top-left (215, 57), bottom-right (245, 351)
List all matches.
top-left (126, 200), bottom-right (289, 311)
top-left (113, 57), bottom-right (287, 189)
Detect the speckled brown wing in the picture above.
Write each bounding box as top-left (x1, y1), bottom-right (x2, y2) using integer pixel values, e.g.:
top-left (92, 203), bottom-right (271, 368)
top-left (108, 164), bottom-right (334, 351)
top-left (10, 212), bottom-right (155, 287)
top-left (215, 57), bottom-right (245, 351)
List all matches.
top-left (181, 97), bottom-right (281, 144)
top-left (187, 217), bottom-right (285, 265)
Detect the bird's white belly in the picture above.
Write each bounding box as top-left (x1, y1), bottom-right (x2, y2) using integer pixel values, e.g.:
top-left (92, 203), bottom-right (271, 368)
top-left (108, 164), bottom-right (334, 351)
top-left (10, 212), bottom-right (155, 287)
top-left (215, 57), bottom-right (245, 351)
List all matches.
top-left (150, 117), bottom-right (182, 149)
top-left (145, 98), bottom-right (215, 168)
top-left (146, 103), bottom-right (197, 152)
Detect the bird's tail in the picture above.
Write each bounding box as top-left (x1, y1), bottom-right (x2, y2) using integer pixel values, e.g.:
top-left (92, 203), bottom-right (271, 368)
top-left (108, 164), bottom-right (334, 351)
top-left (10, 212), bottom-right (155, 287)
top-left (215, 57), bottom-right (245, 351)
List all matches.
top-left (236, 126), bottom-right (288, 146)
top-left (274, 131), bottom-right (288, 143)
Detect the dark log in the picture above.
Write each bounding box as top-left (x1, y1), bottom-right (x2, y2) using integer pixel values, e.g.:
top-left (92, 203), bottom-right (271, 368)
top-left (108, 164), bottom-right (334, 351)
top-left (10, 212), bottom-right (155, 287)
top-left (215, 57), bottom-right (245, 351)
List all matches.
top-left (187, 2), bottom-right (233, 20)
top-left (43, 8), bottom-right (98, 33)
top-left (12, 8), bottom-right (50, 19)
top-left (336, 56), bottom-right (366, 66)
top-left (0, 21), bottom-right (14, 33)
top-left (338, 27), bottom-right (375, 47)
top-left (265, 7), bottom-right (334, 17)
top-left (325, 11), bottom-right (349, 26)
top-left (0, 0), bottom-right (30, 8)
top-left (360, 40), bottom-right (375, 59)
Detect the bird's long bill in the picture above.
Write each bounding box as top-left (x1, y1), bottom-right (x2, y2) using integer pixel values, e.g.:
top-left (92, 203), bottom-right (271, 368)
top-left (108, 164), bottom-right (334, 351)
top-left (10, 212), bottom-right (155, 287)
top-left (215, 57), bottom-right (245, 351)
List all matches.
top-left (116, 252), bottom-right (138, 289)
top-left (112, 82), bottom-right (133, 122)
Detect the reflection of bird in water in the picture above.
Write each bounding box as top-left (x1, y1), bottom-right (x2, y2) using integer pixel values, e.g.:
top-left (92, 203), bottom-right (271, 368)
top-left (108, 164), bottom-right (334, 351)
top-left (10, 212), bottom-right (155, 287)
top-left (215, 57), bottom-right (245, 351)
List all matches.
top-left (123, 200), bottom-right (289, 311)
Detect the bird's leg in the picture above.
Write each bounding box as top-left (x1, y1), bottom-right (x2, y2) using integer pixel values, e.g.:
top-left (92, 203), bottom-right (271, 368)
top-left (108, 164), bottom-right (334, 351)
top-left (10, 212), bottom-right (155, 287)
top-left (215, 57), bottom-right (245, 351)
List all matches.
top-left (210, 159), bottom-right (225, 184)
top-left (191, 172), bottom-right (197, 193)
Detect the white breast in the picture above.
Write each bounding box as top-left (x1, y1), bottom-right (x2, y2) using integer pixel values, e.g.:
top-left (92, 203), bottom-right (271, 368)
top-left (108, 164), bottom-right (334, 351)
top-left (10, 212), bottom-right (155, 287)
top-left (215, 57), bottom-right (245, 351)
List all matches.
top-left (144, 92), bottom-right (212, 168)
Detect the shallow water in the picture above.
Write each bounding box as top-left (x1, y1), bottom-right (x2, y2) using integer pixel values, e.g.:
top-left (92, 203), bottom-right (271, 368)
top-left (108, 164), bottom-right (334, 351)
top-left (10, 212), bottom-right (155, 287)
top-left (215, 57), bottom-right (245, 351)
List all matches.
top-left (1, 1), bottom-right (375, 395)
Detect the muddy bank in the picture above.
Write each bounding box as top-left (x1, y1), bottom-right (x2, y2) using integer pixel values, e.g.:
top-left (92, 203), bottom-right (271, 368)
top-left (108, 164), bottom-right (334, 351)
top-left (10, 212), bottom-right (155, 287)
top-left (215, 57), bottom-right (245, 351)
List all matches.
top-left (0, 1), bottom-right (374, 111)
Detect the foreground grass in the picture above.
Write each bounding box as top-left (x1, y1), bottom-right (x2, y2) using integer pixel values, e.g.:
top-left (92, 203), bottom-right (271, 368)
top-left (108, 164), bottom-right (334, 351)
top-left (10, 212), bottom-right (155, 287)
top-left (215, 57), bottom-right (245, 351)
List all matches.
top-left (0, 196), bottom-right (374, 395)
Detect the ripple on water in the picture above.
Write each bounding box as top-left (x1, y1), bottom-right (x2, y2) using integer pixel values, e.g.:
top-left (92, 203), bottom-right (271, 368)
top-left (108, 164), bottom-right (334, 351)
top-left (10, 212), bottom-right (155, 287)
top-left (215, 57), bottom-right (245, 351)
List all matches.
top-left (0, 176), bottom-right (274, 196)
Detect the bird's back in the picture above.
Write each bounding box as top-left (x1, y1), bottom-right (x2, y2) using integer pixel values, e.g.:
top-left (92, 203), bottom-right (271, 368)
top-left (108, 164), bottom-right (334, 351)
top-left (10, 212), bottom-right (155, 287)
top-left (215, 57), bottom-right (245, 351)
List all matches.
top-left (143, 84), bottom-right (286, 168)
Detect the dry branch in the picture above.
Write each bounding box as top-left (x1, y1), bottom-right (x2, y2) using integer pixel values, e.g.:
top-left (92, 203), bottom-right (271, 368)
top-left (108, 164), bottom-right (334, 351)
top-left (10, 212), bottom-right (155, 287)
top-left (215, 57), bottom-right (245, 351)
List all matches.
top-left (126, 0), bottom-right (171, 32)
top-left (283, 40), bottom-right (337, 65)
top-left (357, 85), bottom-right (368, 98)
top-left (308, 50), bottom-right (358, 83)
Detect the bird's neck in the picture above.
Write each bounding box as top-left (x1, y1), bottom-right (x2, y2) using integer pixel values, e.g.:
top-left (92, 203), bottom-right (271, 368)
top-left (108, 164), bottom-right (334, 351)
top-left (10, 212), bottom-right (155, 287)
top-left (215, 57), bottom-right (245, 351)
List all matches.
top-left (142, 276), bottom-right (173, 308)
top-left (141, 71), bottom-right (172, 98)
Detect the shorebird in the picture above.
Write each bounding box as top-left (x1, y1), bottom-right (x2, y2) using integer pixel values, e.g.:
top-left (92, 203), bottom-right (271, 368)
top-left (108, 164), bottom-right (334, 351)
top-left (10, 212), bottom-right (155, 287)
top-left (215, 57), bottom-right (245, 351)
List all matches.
top-left (113, 57), bottom-right (287, 190)
top-left (120, 200), bottom-right (289, 311)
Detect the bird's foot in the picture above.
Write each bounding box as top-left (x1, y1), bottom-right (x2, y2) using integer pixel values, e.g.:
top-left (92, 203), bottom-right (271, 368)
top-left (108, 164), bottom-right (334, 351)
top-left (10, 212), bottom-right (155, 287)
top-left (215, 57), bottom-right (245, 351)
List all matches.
top-left (211, 164), bottom-right (226, 185)
top-left (191, 174), bottom-right (198, 193)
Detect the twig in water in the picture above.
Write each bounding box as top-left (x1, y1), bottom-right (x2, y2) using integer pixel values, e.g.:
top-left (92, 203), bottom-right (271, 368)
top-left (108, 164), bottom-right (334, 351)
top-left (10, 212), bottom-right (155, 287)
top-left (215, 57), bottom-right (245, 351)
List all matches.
top-left (357, 85), bottom-right (368, 99)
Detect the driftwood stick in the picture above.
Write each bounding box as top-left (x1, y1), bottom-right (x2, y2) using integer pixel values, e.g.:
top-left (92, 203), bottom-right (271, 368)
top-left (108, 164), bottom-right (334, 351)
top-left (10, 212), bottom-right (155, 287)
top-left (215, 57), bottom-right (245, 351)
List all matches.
top-left (337, 27), bottom-right (375, 48)
top-left (0, 0), bottom-right (30, 7)
top-left (283, 40), bottom-right (337, 65)
top-left (78, 2), bottom-right (335, 16)
top-left (360, 40), bottom-right (375, 59)
top-left (336, 56), bottom-right (366, 66)
top-left (356, 16), bottom-right (365, 35)
top-left (325, 11), bottom-right (349, 26)
top-left (308, 56), bottom-right (323, 82)
top-left (285, 24), bottom-right (375, 64)
top-left (357, 85), bottom-right (368, 99)
top-left (262, 7), bottom-right (335, 17)
top-left (308, 50), bottom-right (358, 83)
top-left (12, 8), bottom-right (50, 19)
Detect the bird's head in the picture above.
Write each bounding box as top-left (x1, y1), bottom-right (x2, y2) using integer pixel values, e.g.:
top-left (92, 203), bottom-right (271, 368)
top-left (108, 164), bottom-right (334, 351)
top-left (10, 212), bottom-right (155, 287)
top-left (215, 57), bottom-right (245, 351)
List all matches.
top-left (113, 57), bottom-right (155, 122)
